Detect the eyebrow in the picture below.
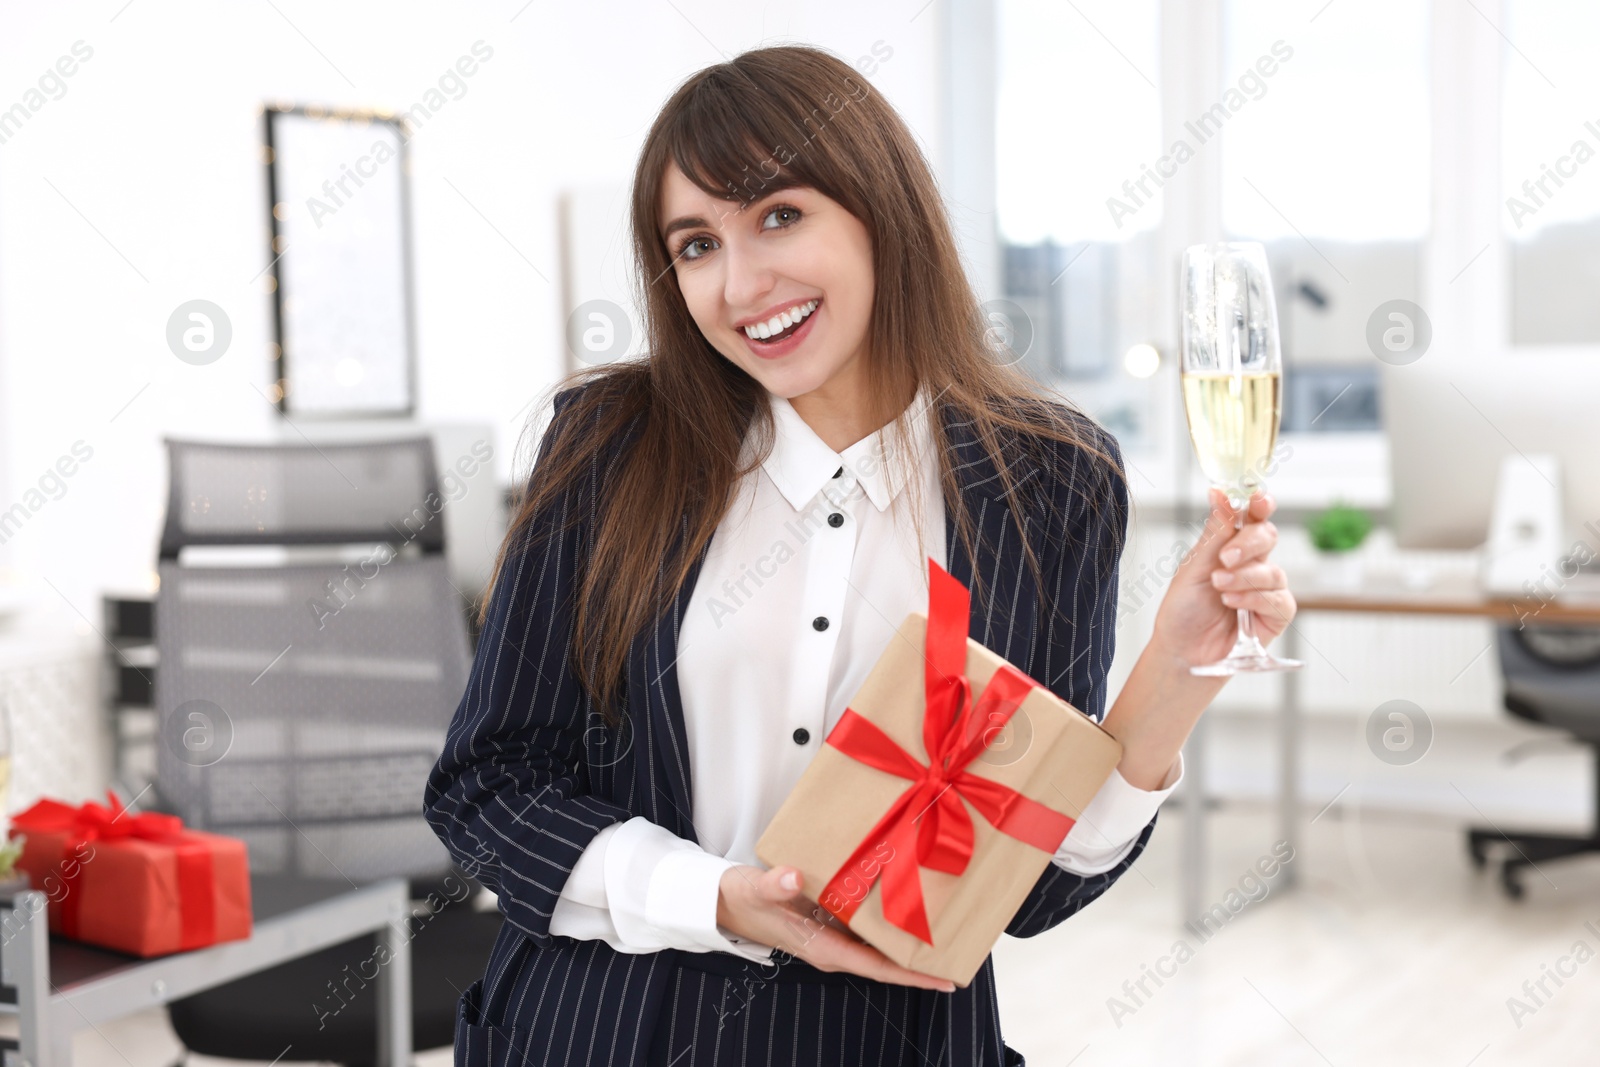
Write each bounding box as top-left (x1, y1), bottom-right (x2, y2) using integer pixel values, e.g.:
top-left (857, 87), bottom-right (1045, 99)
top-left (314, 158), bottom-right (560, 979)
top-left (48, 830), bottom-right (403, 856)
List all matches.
top-left (661, 213), bottom-right (717, 242)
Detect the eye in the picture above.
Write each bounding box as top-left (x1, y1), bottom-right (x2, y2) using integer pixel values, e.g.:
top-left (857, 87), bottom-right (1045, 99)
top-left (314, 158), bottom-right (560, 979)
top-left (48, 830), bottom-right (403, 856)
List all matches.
top-left (670, 203), bottom-right (803, 264)
top-left (762, 204), bottom-right (803, 229)
top-left (674, 234), bottom-right (717, 262)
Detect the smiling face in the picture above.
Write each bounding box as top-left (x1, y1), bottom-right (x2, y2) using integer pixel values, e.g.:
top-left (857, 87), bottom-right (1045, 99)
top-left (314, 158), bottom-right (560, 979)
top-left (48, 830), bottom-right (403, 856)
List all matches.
top-left (657, 163), bottom-right (876, 406)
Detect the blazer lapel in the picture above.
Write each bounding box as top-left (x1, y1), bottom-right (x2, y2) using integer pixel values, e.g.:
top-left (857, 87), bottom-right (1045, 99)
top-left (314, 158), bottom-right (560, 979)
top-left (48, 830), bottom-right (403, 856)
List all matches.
top-left (629, 403), bottom-right (1044, 843)
top-left (941, 404), bottom-right (1045, 672)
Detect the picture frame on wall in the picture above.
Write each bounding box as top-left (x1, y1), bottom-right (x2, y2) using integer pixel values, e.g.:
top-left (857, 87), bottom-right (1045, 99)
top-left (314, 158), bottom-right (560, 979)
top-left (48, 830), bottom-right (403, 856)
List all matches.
top-left (262, 103), bottom-right (417, 418)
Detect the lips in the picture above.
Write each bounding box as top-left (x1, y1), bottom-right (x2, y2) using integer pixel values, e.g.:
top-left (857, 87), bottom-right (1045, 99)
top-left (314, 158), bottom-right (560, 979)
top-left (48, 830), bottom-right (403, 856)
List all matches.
top-left (741, 298), bottom-right (821, 360)
top-left (738, 297), bottom-right (820, 335)
top-left (762, 314), bottom-right (808, 342)
top-left (740, 298), bottom-right (821, 341)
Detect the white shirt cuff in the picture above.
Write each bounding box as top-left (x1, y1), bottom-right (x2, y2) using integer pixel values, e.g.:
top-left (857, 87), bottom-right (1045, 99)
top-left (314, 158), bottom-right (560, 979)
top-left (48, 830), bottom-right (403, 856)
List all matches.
top-left (1051, 753), bottom-right (1183, 876)
top-left (644, 850), bottom-right (776, 961)
top-left (551, 821), bottom-right (650, 951)
top-left (559, 821), bottom-right (615, 908)
top-left (583, 817), bottom-right (773, 961)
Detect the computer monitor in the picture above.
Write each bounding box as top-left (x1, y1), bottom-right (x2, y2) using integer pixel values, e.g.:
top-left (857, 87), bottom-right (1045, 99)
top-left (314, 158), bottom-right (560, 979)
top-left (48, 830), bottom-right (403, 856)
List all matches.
top-left (1382, 349), bottom-right (1600, 551)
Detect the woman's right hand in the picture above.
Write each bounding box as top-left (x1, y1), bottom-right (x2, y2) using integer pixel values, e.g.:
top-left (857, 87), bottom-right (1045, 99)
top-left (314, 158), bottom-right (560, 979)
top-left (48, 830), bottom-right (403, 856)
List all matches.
top-left (716, 864), bottom-right (957, 992)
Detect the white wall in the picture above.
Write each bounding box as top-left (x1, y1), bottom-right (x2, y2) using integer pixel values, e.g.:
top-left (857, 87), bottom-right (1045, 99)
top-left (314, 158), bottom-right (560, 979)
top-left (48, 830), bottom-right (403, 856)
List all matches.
top-left (0, 1), bottom-right (942, 624)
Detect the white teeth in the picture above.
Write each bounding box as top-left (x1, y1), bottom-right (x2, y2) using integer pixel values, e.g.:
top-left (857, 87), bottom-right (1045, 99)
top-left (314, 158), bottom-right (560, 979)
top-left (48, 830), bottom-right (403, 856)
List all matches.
top-left (745, 299), bottom-right (818, 340)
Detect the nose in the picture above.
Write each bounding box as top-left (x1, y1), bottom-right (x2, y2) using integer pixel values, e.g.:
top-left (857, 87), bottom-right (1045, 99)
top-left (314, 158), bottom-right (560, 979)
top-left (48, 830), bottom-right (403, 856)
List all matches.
top-left (719, 227), bottom-right (776, 319)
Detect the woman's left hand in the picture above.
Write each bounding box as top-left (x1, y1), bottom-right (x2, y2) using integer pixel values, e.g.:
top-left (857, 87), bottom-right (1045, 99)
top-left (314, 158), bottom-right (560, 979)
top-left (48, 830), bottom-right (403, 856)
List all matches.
top-left (1151, 487), bottom-right (1297, 667)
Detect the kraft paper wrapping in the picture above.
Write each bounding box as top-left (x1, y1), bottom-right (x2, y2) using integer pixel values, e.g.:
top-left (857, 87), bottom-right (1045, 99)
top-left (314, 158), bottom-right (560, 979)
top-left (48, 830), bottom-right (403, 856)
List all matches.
top-left (755, 611), bottom-right (1123, 987)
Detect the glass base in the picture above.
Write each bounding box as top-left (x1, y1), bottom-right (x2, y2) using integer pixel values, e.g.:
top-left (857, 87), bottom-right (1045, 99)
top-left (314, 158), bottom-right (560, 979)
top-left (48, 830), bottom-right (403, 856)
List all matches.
top-left (1189, 636), bottom-right (1303, 676)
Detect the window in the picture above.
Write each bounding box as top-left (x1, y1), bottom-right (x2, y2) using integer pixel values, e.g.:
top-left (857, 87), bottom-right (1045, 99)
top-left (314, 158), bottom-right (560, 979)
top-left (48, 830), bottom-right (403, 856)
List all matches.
top-left (1222, 0), bottom-right (1429, 432)
top-left (1501, 0), bottom-right (1600, 344)
top-left (995, 0), bottom-right (1162, 450)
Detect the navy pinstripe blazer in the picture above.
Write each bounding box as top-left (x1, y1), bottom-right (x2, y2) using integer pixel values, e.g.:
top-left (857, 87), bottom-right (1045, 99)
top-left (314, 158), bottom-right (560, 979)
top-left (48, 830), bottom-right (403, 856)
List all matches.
top-left (424, 382), bottom-right (1158, 1066)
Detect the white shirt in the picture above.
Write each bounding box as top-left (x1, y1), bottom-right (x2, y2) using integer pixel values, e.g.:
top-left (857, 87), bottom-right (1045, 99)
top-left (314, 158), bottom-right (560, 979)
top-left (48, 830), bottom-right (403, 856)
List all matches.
top-left (547, 386), bottom-right (1182, 962)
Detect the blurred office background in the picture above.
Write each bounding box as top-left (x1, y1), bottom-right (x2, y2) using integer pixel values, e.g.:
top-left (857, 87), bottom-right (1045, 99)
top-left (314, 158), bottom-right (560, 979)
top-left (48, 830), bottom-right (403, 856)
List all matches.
top-left (2, 0), bottom-right (1599, 1064)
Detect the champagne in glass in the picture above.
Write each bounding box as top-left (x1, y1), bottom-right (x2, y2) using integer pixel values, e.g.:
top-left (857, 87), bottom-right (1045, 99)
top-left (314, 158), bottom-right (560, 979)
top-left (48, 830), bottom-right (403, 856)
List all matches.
top-left (1181, 372), bottom-right (1281, 493)
top-left (1180, 242), bottom-right (1301, 675)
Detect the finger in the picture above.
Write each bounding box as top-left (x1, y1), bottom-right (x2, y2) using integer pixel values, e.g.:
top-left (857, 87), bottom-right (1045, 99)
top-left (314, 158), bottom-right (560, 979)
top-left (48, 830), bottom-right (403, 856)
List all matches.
top-left (876, 962), bottom-right (958, 992)
top-left (1218, 585), bottom-right (1295, 609)
top-left (770, 907), bottom-right (836, 958)
top-left (1211, 561), bottom-right (1286, 593)
top-left (1218, 520), bottom-right (1277, 567)
top-left (1246, 489), bottom-right (1276, 522)
top-left (759, 865), bottom-right (806, 903)
top-left (1187, 489), bottom-right (1242, 570)
top-left (781, 899), bottom-right (855, 945)
top-left (804, 927), bottom-right (956, 991)
top-left (1208, 487), bottom-right (1235, 528)
top-left (1220, 588), bottom-right (1297, 623)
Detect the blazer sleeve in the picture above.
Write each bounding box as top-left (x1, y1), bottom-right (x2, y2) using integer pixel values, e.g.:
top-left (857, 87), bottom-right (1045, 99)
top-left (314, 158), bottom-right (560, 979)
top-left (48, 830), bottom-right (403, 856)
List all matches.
top-left (1006, 421), bottom-right (1159, 939)
top-left (423, 385), bottom-right (635, 946)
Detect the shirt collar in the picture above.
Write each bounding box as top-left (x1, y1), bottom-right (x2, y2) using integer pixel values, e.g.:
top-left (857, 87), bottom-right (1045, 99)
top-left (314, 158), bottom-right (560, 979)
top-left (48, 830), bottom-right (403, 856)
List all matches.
top-left (759, 384), bottom-right (936, 513)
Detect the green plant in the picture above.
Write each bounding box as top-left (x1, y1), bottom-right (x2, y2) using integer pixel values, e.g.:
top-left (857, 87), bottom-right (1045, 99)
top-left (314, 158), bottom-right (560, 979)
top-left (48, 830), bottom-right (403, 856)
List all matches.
top-left (0, 835), bottom-right (23, 880)
top-left (1308, 502), bottom-right (1372, 553)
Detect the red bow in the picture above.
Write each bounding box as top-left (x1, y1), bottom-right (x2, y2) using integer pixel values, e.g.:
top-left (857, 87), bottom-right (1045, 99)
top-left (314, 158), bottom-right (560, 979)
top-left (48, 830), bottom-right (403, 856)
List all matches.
top-left (13, 791), bottom-right (186, 843)
top-left (817, 558), bottom-right (1076, 945)
top-left (12, 791), bottom-right (216, 947)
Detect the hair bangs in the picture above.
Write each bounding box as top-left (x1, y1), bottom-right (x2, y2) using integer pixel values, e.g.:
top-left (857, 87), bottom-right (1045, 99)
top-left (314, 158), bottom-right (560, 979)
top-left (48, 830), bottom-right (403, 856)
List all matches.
top-left (661, 70), bottom-right (846, 211)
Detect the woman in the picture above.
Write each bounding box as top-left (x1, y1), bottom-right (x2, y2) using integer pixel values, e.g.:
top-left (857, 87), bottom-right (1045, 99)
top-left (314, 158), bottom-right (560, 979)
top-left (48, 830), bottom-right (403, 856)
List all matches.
top-left (425, 44), bottom-right (1294, 1067)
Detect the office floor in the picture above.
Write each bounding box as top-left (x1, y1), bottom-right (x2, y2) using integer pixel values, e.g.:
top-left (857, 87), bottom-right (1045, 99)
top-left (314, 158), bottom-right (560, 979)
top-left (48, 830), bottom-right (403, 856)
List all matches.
top-left (38, 712), bottom-right (1600, 1067)
top-left (995, 711), bottom-right (1600, 1067)
top-left (994, 806), bottom-right (1600, 1065)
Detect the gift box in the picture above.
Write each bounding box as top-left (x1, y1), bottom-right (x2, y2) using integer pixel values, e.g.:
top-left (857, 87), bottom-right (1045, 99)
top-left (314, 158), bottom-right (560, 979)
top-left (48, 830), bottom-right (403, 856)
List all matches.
top-left (9, 792), bottom-right (252, 957)
top-left (755, 558), bottom-right (1124, 987)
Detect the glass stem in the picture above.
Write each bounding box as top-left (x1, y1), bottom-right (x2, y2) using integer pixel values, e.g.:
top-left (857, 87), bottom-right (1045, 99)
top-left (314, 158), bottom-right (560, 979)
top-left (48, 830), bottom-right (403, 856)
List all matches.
top-left (1232, 500), bottom-right (1256, 643)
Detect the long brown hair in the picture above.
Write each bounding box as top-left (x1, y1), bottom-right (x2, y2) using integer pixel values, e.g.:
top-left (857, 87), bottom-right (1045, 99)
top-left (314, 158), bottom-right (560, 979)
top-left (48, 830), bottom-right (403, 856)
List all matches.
top-left (484, 44), bottom-right (1126, 728)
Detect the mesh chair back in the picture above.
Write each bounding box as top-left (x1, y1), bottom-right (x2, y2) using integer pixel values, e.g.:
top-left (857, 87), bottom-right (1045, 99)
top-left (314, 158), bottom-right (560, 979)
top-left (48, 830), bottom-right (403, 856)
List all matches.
top-left (1496, 624), bottom-right (1600, 742)
top-left (159, 437), bottom-right (445, 555)
top-left (154, 437), bottom-right (469, 881)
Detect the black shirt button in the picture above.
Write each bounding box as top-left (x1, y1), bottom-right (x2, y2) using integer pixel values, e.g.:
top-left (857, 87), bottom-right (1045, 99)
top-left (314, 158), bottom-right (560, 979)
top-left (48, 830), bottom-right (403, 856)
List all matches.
top-left (832, 466), bottom-right (843, 479)
top-left (812, 616), bottom-right (829, 631)
top-left (792, 727), bottom-right (810, 745)
top-left (828, 512), bottom-right (843, 527)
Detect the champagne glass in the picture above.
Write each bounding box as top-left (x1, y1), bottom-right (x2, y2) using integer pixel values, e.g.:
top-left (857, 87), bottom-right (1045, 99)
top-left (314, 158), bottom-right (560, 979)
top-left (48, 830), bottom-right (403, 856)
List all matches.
top-left (1180, 242), bottom-right (1302, 675)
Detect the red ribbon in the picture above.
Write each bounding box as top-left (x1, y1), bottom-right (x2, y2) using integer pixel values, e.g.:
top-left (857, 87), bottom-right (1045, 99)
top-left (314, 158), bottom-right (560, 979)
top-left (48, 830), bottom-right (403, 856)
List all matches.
top-left (12, 791), bottom-right (217, 950)
top-left (817, 558), bottom-right (1077, 945)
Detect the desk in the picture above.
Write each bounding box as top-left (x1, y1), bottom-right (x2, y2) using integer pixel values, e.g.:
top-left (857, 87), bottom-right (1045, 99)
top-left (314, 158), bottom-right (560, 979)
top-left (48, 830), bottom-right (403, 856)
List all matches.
top-left (0, 875), bottom-right (411, 1067)
top-left (1180, 573), bottom-right (1600, 926)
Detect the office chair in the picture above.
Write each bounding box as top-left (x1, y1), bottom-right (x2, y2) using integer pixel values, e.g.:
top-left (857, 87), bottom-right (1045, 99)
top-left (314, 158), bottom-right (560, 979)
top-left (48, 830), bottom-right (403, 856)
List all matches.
top-left (151, 437), bottom-right (500, 1064)
top-left (1468, 623), bottom-right (1600, 899)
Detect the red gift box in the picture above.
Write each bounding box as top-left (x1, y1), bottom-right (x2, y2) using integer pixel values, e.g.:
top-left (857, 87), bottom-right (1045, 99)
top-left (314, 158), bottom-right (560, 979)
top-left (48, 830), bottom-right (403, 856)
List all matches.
top-left (9, 792), bottom-right (252, 957)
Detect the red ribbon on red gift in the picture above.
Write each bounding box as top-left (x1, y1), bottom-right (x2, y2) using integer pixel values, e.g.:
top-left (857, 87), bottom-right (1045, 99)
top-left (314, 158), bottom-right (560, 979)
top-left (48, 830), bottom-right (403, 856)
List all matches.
top-left (12, 791), bottom-right (217, 950)
top-left (817, 558), bottom-right (1077, 945)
